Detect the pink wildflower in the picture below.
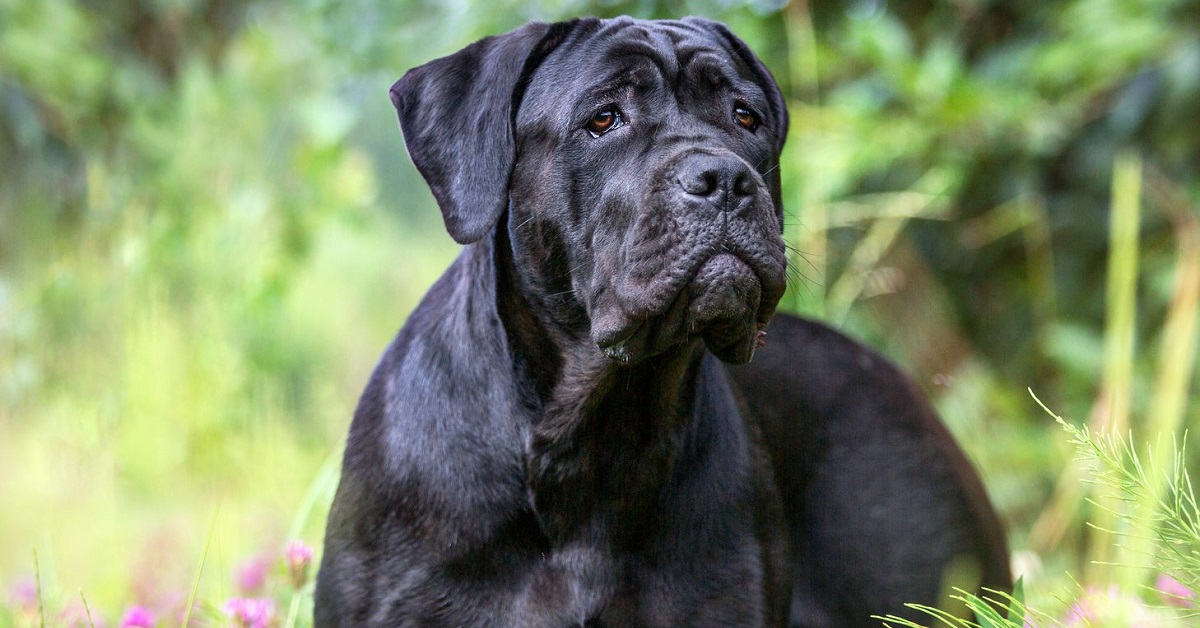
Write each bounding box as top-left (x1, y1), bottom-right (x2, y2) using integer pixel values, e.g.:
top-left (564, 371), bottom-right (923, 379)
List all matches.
top-left (1156, 573), bottom-right (1196, 608)
top-left (284, 540), bottom-right (314, 589)
top-left (6, 576), bottom-right (37, 613)
top-left (1062, 584), bottom-right (1160, 626)
top-left (223, 597), bottom-right (275, 628)
top-left (235, 554), bottom-right (270, 594)
top-left (119, 605), bottom-right (156, 628)
top-left (1063, 596), bottom-right (1094, 627)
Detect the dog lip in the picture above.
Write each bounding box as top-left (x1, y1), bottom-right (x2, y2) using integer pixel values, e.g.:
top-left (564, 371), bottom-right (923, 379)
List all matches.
top-left (597, 324), bottom-right (641, 363)
top-left (600, 339), bottom-right (637, 364)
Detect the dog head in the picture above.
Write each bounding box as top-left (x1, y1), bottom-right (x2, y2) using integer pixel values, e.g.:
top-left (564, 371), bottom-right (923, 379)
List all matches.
top-left (392, 17), bottom-right (788, 365)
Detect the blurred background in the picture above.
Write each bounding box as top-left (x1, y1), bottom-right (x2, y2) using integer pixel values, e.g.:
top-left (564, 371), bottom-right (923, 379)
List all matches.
top-left (2, 0), bottom-right (1198, 624)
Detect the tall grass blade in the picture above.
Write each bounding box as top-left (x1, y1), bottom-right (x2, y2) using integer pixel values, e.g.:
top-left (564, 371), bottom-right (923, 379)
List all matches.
top-left (79, 590), bottom-right (96, 628)
top-left (181, 506), bottom-right (221, 628)
top-left (285, 593), bottom-right (303, 628)
top-left (1116, 167), bottom-right (1200, 580)
top-left (33, 549), bottom-right (44, 628)
top-left (287, 446), bottom-right (342, 542)
top-left (825, 169), bottom-right (954, 322)
top-left (1089, 151), bottom-right (1142, 579)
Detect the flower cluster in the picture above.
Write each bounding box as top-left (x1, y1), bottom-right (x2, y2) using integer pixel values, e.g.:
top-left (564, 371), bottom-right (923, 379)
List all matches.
top-left (285, 540), bottom-right (315, 589)
top-left (1045, 575), bottom-right (1197, 627)
top-left (3, 539), bottom-right (315, 627)
top-left (1156, 573), bottom-right (1197, 608)
top-left (223, 597), bottom-right (276, 628)
top-left (219, 539), bottom-right (313, 627)
top-left (119, 606), bottom-right (156, 627)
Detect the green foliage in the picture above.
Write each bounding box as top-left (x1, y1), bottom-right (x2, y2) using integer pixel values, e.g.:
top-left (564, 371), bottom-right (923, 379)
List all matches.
top-left (876, 398), bottom-right (1200, 627)
top-left (877, 579), bottom-right (1030, 628)
top-left (0, 0), bottom-right (457, 618)
top-left (1, 0), bottom-right (1199, 625)
top-left (1040, 395), bottom-right (1200, 597)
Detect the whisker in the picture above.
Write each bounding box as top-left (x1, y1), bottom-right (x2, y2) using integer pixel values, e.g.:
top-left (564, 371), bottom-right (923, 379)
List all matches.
top-left (784, 242), bottom-right (824, 276)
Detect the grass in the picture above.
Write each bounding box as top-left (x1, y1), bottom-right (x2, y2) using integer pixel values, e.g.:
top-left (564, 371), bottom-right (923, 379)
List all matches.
top-left (873, 155), bottom-right (1200, 626)
top-left (0, 213), bottom-right (458, 626)
top-left (4, 138), bottom-right (1194, 628)
top-left (2, 4), bottom-right (1197, 626)
top-left (876, 393), bottom-right (1200, 627)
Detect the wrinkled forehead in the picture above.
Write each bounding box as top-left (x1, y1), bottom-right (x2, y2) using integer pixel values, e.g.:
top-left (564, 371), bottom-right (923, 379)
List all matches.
top-left (521, 18), bottom-right (769, 118)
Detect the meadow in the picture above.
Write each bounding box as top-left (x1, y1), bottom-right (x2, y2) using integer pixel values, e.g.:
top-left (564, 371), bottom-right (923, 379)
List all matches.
top-left (2, 0), bottom-right (1198, 625)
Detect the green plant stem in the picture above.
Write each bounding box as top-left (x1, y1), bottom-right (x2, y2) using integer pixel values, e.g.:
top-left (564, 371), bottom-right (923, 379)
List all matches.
top-left (823, 169), bottom-right (953, 322)
top-left (1115, 165), bottom-right (1200, 584)
top-left (80, 590), bottom-right (97, 628)
top-left (34, 549), bottom-right (45, 628)
top-left (285, 589), bottom-right (303, 628)
top-left (1089, 151), bottom-right (1141, 581)
top-left (182, 506), bottom-right (221, 628)
top-left (288, 445), bottom-right (342, 542)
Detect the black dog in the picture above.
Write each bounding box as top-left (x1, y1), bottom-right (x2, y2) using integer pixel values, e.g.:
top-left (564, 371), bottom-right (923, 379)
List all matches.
top-left (316, 16), bottom-right (1010, 627)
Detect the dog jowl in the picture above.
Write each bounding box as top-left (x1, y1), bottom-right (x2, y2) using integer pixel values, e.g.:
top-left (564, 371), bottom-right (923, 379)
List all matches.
top-left (316, 16), bottom-right (1010, 628)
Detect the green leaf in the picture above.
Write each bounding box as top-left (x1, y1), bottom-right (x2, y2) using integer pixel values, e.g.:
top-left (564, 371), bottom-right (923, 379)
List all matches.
top-left (1007, 577), bottom-right (1025, 625)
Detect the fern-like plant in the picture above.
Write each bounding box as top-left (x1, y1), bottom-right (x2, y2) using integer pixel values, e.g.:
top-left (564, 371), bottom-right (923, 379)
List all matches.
top-left (875, 394), bottom-right (1200, 627)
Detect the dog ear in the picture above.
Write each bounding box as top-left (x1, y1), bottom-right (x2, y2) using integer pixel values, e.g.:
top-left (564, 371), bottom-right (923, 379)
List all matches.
top-left (390, 21), bottom-right (579, 244)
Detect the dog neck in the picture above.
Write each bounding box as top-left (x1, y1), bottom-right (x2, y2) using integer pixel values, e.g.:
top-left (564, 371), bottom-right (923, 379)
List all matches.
top-left (494, 225), bottom-right (710, 547)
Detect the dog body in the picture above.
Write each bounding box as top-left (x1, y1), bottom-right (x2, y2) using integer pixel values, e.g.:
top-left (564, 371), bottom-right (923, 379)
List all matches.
top-left (316, 17), bottom-right (1009, 627)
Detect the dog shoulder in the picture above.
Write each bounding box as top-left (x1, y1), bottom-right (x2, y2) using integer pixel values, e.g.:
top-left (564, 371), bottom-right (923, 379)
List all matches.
top-left (336, 245), bottom-right (530, 541)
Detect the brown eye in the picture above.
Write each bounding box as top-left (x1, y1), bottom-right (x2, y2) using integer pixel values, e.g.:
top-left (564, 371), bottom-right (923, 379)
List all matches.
top-left (587, 107), bottom-right (623, 137)
top-left (734, 105), bottom-right (758, 131)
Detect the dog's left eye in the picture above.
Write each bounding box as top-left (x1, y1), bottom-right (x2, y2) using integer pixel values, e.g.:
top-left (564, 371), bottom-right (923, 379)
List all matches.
top-left (733, 105), bottom-right (759, 132)
top-left (587, 107), bottom-right (624, 137)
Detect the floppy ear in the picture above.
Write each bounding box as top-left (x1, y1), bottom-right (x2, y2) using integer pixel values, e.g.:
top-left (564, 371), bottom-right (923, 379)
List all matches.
top-left (686, 18), bottom-right (790, 228)
top-left (390, 21), bottom-right (579, 244)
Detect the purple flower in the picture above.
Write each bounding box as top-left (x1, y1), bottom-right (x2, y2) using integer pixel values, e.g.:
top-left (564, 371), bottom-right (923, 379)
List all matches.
top-left (6, 575), bottom-right (38, 612)
top-left (223, 597), bottom-right (275, 628)
top-left (284, 540), bottom-right (314, 588)
top-left (1061, 585), bottom-right (1160, 627)
top-left (1156, 573), bottom-right (1196, 608)
top-left (119, 605), bottom-right (157, 628)
top-left (1062, 597), bottom-right (1094, 626)
top-left (235, 554), bottom-right (270, 594)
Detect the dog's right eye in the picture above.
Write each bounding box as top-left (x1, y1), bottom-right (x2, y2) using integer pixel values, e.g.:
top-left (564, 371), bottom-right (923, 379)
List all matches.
top-left (587, 107), bottom-right (623, 137)
top-left (733, 103), bottom-right (760, 132)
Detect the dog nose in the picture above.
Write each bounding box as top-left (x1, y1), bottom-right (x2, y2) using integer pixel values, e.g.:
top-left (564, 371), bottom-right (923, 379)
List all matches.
top-left (678, 155), bottom-right (757, 204)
